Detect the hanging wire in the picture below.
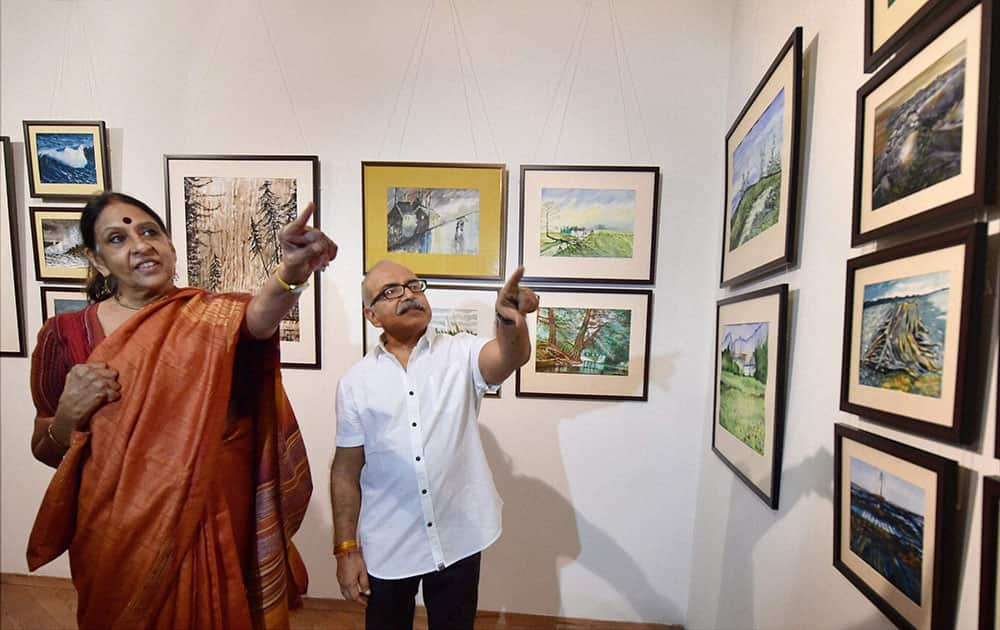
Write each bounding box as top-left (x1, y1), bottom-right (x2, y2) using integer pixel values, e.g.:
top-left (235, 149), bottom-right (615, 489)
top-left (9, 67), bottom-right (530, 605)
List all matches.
top-left (450, 0), bottom-right (502, 161)
top-left (180, 0), bottom-right (229, 149)
top-left (80, 3), bottom-right (100, 116)
top-left (608, 0), bottom-right (633, 161)
top-left (448, 0), bottom-right (478, 159)
top-left (552, 0), bottom-right (593, 162)
top-left (48, 3), bottom-right (75, 116)
top-left (254, 0), bottom-right (308, 148)
top-left (531, 1), bottom-right (591, 162)
top-left (378, 0), bottom-right (434, 159)
top-left (397, 0), bottom-right (436, 158)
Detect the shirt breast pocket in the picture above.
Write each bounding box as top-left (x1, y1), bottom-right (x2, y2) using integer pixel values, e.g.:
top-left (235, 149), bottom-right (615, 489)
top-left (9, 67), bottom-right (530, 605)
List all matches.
top-left (359, 390), bottom-right (407, 455)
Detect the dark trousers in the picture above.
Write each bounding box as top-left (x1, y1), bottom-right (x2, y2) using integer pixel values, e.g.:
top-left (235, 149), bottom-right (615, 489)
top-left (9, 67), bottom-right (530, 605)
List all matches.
top-left (365, 552), bottom-right (481, 630)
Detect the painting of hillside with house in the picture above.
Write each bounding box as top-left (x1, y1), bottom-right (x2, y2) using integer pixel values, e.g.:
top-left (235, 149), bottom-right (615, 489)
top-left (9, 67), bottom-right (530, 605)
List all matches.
top-left (719, 322), bottom-right (769, 454)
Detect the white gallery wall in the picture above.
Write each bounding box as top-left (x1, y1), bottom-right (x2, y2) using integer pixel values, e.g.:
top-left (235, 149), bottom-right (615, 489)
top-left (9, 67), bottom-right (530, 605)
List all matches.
top-left (1, 1), bottom-right (998, 628)
top-left (685, 2), bottom-right (1000, 630)
top-left (0, 0), bottom-right (732, 623)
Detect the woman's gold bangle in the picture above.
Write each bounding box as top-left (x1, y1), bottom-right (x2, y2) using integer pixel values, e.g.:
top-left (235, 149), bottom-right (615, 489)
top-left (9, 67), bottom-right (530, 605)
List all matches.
top-left (47, 423), bottom-right (70, 449)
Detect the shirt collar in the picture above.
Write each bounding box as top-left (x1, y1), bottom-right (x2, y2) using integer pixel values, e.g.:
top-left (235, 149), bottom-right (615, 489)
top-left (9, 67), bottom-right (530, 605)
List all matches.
top-left (374, 327), bottom-right (435, 358)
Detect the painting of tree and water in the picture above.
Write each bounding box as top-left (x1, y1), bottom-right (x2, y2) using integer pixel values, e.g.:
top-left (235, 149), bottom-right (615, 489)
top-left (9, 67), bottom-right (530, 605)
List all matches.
top-left (730, 89), bottom-right (785, 252)
top-left (535, 306), bottom-right (631, 376)
top-left (859, 270), bottom-right (948, 398)
top-left (538, 188), bottom-right (635, 258)
top-left (184, 176), bottom-right (301, 341)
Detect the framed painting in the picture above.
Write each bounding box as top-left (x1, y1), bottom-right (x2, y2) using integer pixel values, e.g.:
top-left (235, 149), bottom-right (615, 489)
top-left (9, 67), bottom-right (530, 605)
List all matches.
top-left (865, 0), bottom-right (950, 73)
top-left (712, 284), bottom-right (789, 509)
top-left (23, 120), bottom-right (111, 199)
top-left (982, 476), bottom-right (1000, 630)
top-left (40, 286), bottom-right (89, 321)
top-left (1, 136), bottom-right (27, 357)
top-left (516, 288), bottom-right (652, 401)
top-left (518, 165), bottom-right (660, 283)
top-left (164, 154), bottom-right (321, 368)
top-left (29, 206), bottom-right (88, 283)
top-left (853, 0), bottom-right (997, 245)
top-left (834, 423), bottom-right (959, 630)
top-left (362, 161), bottom-right (507, 280)
top-left (721, 27), bottom-right (802, 287)
top-left (840, 223), bottom-right (985, 442)
top-left (363, 284), bottom-right (502, 397)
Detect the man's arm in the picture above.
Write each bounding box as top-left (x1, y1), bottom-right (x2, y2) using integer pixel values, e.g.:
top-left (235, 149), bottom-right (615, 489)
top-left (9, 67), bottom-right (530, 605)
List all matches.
top-left (479, 267), bottom-right (538, 385)
top-left (330, 445), bottom-right (370, 606)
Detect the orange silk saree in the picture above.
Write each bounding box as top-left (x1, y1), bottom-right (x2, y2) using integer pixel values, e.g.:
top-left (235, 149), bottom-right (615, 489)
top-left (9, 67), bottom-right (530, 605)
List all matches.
top-left (27, 288), bottom-right (312, 630)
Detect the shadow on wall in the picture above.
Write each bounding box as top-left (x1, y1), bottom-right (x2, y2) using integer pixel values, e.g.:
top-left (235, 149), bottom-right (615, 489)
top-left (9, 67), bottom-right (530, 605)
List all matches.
top-left (713, 446), bottom-right (834, 628)
top-left (478, 425), bottom-right (680, 622)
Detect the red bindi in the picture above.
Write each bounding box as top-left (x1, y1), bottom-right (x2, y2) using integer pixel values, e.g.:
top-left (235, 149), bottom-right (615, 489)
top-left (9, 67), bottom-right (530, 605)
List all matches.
top-left (122, 216), bottom-right (133, 224)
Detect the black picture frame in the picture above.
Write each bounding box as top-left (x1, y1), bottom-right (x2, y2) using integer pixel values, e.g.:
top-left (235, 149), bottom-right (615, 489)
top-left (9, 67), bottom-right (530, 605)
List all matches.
top-left (40, 285), bottom-right (89, 321)
top-left (840, 223), bottom-right (986, 443)
top-left (516, 287), bottom-right (653, 401)
top-left (712, 283), bottom-right (789, 509)
top-left (864, 0), bottom-right (951, 73)
top-left (518, 164), bottom-right (660, 284)
top-left (164, 154), bottom-right (322, 369)
top-left (833, 423), bottom-right (959, 630)
top-left (22, 120), bottom-right (112, 200)
top-left (982, 476), bottom-right (1000, 630)
top-left (853, 0), bottom-right (998, 245)
top-left (1, 136), bottom-right (27, 357)
top-left (720, 27), bottom-right (802, 287)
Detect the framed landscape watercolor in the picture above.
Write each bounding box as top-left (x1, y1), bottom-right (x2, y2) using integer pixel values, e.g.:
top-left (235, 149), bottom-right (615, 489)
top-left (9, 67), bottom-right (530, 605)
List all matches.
top-left (363, 284), bottom-right (502, 397)
top-left (981, 476), bottom-right (1000, 630)
top-left (516, 288), bottom-right (651, 401)
top-left (518, 165), bottom-right (659, 283)
top-left (865, 0), bottom-right (950, 73)
top-left (721, 27), bottom-right (801, 287)
top-left (712, 284), bottom-right (788, 509)
top-left (1, 136), bottom-right (27, 357)
top-left (853, 0), bottom-right (997, 245)
top-left (834, 423), bottom-right (958, 630)
top-left (840, 223), bottom-right (985, 443)
top-left (362, 161), bottom-right (507, 280)
top-left (29, 206), bottom-right (87, 283)
top-left (164, 154), bottom-right (321, 368)
top-left (23, 120), bottom-right (111, 199)
top-left (40, 286), bottom-right (89, 321)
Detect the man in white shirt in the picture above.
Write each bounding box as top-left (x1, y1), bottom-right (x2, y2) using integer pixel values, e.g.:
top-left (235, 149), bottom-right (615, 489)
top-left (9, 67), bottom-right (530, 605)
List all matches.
top-left (331, 259), bottom-right (537, 630)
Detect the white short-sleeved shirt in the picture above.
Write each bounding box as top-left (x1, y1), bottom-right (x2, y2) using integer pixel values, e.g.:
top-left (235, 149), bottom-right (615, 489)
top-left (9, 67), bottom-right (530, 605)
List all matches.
top-left (335, 329), bottom-right (502, 579)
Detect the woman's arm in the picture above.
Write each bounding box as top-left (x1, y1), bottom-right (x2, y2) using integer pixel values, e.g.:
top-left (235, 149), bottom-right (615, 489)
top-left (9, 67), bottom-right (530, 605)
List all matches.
top-left (245, 202), bottom-right (338, 340)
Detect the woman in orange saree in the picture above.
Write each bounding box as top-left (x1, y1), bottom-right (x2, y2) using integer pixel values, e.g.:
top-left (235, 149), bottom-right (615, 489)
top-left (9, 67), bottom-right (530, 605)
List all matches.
top-left (26, 192), bottom-right (336, 630)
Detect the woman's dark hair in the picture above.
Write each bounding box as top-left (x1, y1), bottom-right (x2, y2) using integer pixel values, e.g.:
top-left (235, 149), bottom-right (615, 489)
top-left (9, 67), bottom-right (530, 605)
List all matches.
top-left (81, 192), bottom-right (170, 302)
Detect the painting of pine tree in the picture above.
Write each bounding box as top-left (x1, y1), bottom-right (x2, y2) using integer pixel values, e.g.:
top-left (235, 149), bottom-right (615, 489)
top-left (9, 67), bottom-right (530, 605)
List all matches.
top-left (184, 176), bottom-right (301, 340)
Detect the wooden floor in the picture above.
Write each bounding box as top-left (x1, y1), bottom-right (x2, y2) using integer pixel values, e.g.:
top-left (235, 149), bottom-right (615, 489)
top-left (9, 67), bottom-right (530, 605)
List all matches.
top-left (1, 573), bottom-right (679, 630)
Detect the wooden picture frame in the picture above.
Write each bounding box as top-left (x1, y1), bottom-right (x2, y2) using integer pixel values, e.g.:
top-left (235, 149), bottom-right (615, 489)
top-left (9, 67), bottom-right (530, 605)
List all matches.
top-left (23, 120), bottom-right (111, 199)
top-left (981, 476), bottom-right (1000, 630)
top-left (853, 0), bottom-right (998, 245)
top-left (28, 206), bottom-right (88, 283)
top-left (840, 223), bottom-right (986, 443)
top-left (363, 283), bottom-right (502, 397)
top-left (516, 288), bottom-right (652, 401)
top-left (362, 161), bottom-right (507, 280)
top-left (721, 27), bottom-right (802, 287)
top-left (1, 136), bottom-right (27, 357)
top-left (518, 165), bottom-right (660, 283)
top-left (865, 0), bottom-right (951, 73)
top-left (712, 284), bottom-right (789, 509)
top-left (164, 154), bottom-right (321, 369)
top-left (834, 423), bottom-right (959, 630)
top-left (40, 286), bottom-right (89, 321)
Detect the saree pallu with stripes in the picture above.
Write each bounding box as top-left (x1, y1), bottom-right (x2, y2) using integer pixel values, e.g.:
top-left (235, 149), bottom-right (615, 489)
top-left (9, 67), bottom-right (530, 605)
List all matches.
top-left (26, 288), bottom-right (312, 630)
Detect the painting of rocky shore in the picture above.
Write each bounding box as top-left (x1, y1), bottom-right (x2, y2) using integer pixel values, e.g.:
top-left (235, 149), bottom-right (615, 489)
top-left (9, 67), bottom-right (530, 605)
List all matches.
top-left (872, 42), bottom-right (966, 209)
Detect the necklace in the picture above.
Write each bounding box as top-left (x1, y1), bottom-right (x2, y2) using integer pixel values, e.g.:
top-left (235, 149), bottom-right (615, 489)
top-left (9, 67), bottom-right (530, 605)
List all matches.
top-left (113, 294), bottom-right (145, 311)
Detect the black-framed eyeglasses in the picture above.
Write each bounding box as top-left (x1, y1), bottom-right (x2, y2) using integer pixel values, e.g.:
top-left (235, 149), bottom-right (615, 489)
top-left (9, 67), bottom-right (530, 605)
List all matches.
top-left (369, 278), bottom-right (428, 307)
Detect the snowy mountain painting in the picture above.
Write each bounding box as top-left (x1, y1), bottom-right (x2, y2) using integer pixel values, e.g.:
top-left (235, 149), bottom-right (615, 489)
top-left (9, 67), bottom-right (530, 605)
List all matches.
top-left (729, 89), bottom-right (784, 252)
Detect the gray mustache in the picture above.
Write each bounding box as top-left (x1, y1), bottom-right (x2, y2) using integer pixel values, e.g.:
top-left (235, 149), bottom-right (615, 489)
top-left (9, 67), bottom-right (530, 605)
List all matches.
top-left (397, 299), bottom-right (426, 315)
